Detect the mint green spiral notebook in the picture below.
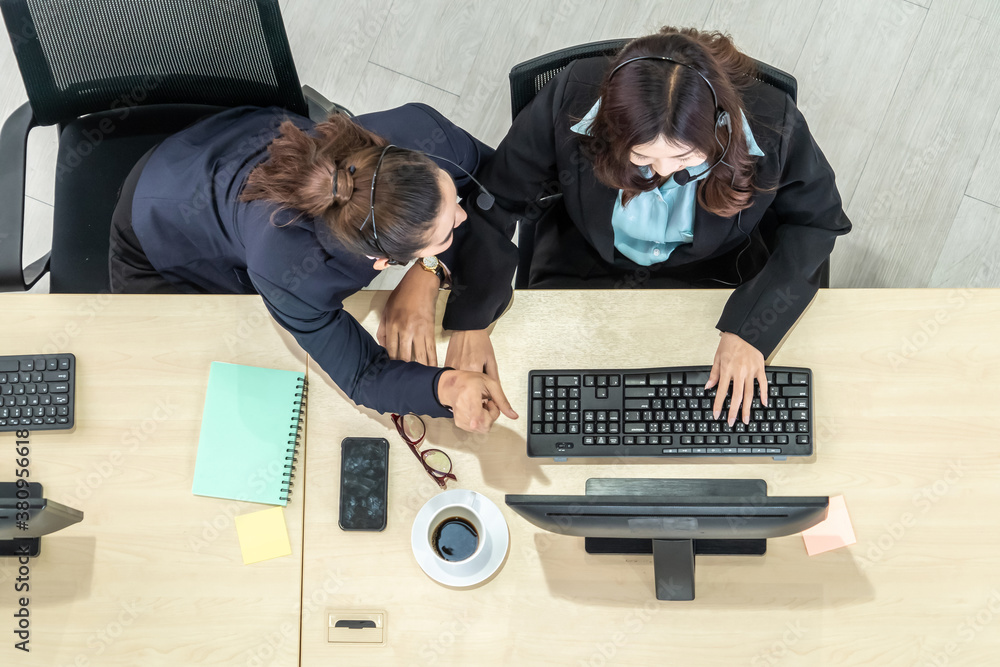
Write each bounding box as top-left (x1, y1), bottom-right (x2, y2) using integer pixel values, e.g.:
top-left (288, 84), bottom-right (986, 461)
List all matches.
top-left (192, 362), bottom-right (306, 506)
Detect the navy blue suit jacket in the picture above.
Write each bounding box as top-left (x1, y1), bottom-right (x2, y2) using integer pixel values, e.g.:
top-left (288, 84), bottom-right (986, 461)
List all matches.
top-left (131, 104), bottom-right (491, 417)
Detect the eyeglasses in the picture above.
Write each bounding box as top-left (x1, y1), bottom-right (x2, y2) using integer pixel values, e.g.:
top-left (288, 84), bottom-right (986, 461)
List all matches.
top-left (358, 144), bottom-right (400, 266)
top-left (391, 413), bottom-right (456, 489)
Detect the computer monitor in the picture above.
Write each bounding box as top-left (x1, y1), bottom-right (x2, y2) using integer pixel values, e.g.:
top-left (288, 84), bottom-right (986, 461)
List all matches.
top-left (1, 482), bottom-right (83, 557)
top-left (506, 478), bottom-right (828, 601)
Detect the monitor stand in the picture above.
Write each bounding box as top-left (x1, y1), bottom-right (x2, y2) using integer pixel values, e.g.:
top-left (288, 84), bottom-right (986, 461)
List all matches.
top-left (583, 478), bottom-right (767, 601)
top-left (0, 482), bottom-right (41, 558)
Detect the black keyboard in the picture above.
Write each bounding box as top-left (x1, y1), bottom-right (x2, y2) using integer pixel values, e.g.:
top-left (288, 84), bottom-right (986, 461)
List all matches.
top-left (0, 354), bottom-right (75, 431)
top-left (527, 365), bottom-right (813, 460)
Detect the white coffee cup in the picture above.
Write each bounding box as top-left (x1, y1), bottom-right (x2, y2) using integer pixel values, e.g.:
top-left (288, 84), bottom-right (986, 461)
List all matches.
top-left (426, 497), bottom-right (484, 563)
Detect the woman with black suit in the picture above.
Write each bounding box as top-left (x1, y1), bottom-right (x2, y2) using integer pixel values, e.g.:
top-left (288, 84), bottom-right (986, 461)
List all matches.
top-left (431, 26), bottom-right (852, 424)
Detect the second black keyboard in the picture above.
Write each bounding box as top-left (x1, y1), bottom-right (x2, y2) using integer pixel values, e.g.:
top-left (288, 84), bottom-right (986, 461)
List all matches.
top-left (0, 353), bottom-right (76, 431)
top-left (527, 365), bottom-right (813, 460)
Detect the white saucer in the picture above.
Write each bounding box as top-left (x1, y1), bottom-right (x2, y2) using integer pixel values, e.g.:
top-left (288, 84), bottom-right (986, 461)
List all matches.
top-left (411, 490), bottom-right (509, 588)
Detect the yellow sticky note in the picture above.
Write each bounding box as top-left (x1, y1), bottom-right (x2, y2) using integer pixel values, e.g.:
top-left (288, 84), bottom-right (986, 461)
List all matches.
top-left (235, 507), bottom-right (292, 564)
top-left (801, 495), bottom-right (857, 556)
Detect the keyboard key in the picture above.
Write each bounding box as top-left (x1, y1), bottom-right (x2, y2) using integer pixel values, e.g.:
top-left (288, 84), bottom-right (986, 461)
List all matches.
top-left (781, 386), bottom-right (808, 397)
top-left (596, 387), bottom-right (608, 399)
top-left (624, 374), bottom-right (647, 386)
top-left (557, 376), bottom-right (579, 386)
top-left (624, 387), bottom-right (656, 398)
top-left (648, 372), bottom-right (670, 385)
top-left (686, 371), bottom-right (710, 385)
top-left (623, 423), bottom-right (646, 433)
top-left (584, 375), bottom-right (595, 387)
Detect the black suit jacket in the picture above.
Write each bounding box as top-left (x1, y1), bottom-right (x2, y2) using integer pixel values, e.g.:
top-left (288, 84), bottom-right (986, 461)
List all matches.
top-left (443, 57), bottom-right (852, 356)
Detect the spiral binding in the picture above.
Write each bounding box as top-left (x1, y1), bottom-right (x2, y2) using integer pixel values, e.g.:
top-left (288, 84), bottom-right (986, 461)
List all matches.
top-left (280, 377), bottom-right (307, 502)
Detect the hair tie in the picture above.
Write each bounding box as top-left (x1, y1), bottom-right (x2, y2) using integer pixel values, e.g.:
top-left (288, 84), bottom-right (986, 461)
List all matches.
top-left (331, 166), bottom-right (355, 206)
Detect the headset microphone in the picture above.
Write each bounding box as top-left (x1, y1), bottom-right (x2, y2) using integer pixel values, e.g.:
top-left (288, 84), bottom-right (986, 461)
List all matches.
top-left (672, 169), bottom-right (693, 186)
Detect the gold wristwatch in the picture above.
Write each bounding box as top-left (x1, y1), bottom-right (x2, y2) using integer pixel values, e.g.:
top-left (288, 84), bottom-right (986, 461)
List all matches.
top-left (418, 256), bottom-right (450, 288)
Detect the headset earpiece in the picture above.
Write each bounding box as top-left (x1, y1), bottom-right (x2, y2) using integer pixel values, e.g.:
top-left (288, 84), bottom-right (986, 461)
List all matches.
top-left (717, 110), bottom-right (731, 129)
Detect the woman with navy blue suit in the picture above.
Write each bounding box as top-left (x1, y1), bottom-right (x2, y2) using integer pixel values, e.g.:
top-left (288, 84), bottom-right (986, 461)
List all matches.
top-left (109, 103), bottom-right (517, 433)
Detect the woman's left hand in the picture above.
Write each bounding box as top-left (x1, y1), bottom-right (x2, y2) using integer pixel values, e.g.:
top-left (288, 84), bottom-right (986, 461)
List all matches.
top-left (377, 263), bottom-right (441, 366)
top-left (705, 332), bottom-right (768, 425)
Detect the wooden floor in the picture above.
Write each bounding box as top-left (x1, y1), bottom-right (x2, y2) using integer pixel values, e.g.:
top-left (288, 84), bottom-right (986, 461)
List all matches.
top-left (2, 0), bottom-right (998, 292)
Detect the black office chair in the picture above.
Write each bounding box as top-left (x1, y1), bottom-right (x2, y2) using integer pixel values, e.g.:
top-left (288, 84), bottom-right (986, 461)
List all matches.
top-left (508, 39), bottom-right (829, 289)
top-left (0, 0), bottom-right (348, 293)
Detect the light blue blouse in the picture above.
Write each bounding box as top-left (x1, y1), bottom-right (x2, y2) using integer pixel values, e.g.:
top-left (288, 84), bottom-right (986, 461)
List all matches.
top-left (571, 100), bottom-right (764, 266)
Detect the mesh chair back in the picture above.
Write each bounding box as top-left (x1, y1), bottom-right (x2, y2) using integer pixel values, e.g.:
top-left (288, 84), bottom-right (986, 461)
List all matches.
top-left (509, 39), bottom-right (629, 121)
top-left (750, 61), bottom-right (797, 103)
top-left (0, 0), bottom-right (307, 126)
top-left (508, 38), bottom-right (798, 121)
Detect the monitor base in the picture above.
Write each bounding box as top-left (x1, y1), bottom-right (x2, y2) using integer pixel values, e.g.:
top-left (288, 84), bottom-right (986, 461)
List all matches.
top-left (584, 478), bottom-right (769, 600)
top-left (0, 481), bottom-right (43, 558)
top-left (0, 538), bottom-right (40, 558)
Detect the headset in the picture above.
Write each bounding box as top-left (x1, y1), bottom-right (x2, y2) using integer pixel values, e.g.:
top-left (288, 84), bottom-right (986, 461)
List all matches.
top-left (607, 55), bottom-right (749, 285)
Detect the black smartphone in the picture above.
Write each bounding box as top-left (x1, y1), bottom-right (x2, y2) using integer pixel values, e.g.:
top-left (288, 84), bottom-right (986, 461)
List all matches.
top-left (339, 438), bottom-right (390, 531)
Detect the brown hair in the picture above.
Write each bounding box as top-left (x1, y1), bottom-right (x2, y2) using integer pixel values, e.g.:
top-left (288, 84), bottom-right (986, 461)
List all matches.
top-left (578, 26), bottom-right (761, 217)
top-left (240, 114), bottom-right (442, 262)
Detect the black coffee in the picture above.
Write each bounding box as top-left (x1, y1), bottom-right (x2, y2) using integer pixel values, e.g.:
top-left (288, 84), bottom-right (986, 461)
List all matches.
top-left (432, 517), bottom-right (479, 562)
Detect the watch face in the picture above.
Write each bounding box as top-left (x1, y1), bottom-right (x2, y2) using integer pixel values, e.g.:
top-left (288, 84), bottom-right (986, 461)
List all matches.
top-left (421, 256), bottom-right (439, 270)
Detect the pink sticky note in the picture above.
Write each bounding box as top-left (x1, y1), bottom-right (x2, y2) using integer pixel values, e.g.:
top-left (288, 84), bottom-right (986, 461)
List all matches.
top-left (801, 495), bottom-right (856, 556)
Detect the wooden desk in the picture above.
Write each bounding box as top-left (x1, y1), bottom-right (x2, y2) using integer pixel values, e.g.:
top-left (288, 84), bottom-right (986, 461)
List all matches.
top-left (0, 296), bottom-right (307, 667)
top-left (302, 289), bottom-right (1000, 667)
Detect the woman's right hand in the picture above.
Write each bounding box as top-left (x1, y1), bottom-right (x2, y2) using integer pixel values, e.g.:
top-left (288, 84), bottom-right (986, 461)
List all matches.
top-left (436, 370), bottom-right (518, 433)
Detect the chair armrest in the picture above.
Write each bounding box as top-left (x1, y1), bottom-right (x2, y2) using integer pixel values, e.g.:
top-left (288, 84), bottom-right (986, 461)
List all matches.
top-left (301, 85), bottom-right (354, 121)
top-left (0, 101), bottom-right (48, 292)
